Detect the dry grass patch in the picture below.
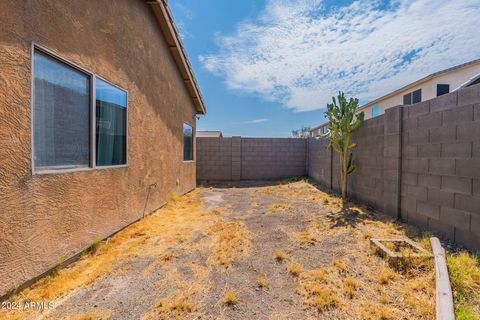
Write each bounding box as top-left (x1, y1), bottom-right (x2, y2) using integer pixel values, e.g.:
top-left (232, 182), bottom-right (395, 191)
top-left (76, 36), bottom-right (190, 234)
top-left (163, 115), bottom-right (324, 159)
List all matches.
top-left (332, 259), bottom-right (348, 274)
top-left (208, 220), bottom-right (251, 268)
top-left (343, 277), bottom-right (359, 299)
top-left (223, 289), bottom-right (238, 305)
top-left (305, 285), bottom-right (340, 313)
top-left (257, 276), bottom-right (268, 288)
top-left (64, 310), bottom-right (113, 320)
top-left (359, 301), bottom-right (395, 320)
top-left (268, 203), bottom-right (291, 213)
top-left (274, 249), bottom-right (286, 262)
top-left (144, 298), bottom-right (197, 319)
top-left (375, 267), bottom-right (397, 285)
top-left (287, 263), bottom-right (303, 276)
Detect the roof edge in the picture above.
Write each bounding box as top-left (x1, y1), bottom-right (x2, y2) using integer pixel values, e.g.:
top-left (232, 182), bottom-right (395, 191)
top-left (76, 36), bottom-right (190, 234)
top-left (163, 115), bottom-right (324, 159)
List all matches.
top-left (358, 58), bottom-right (480, 112)
top-left (146, 0), bottom-right (206, 114)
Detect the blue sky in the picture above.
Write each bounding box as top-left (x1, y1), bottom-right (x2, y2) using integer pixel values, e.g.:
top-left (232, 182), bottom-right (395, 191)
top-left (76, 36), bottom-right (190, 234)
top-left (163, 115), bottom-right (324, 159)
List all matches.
top-left (170, 0), bottom-right (480, 137)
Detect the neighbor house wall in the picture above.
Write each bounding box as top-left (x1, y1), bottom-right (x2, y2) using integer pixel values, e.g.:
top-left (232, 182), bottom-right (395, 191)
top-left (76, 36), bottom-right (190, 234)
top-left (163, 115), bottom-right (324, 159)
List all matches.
top-left (196, 137), bottom-right (307, 181)
top-left (360, 63), bottom-right (480, 120)
top-left (0, 0), bottom-right (197, 296)
top-left (307, 84), bottom-right (480, 250)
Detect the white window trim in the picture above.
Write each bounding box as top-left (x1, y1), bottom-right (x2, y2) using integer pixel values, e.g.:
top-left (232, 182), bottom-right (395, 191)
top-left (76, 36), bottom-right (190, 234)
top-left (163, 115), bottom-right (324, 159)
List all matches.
top-left (31, 43), bottom-right (129, 175)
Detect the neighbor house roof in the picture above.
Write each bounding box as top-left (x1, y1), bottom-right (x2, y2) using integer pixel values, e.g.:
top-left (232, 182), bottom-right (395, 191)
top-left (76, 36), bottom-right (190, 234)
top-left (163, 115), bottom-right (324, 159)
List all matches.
top-left (310, 58), bottom-right (480, 132)
top-left (196, 131), bottom-right (223, 138)
top-left (146, 0), bottom-right (206, 114)
top-left (357, 58), bottom-right (480, 112)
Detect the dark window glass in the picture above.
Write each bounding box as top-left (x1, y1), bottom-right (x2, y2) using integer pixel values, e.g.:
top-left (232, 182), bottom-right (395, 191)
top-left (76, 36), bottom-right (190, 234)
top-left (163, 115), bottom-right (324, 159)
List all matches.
top-left (33, 50), bottom-right (90, 170)
top-left (412, 89), bottom-right (422, 104)
top-left (403, 93), bottom-right (412, 105)
top-left (96, 79), bottom-right (127, 166)
top-left (437, 84), bottom-right (450, 96)
top-left (183, 123), bottom-right (194, 161)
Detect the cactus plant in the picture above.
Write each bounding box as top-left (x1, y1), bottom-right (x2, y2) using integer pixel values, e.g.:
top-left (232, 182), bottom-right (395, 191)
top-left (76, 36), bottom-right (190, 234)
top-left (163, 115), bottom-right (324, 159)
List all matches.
top-left (323, 92), bottom-right (364, 201)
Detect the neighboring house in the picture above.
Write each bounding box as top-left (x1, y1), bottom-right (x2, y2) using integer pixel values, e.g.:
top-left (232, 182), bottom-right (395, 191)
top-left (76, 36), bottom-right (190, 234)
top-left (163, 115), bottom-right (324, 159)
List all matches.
top-left (196, 131), bottom-right (223, 138)
top-left (0, 0), bottom-right (205, 297)
top-left (310, 59), bottom-right (480, 137)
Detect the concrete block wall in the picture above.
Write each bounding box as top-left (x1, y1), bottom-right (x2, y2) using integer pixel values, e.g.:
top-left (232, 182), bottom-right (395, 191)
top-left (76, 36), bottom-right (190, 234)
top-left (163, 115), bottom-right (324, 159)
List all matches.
top-left (196, 137), bottom-right (232, 180)
top-left (348, 115), bottom-right (385, 210)
top-left (196, 137), bottom-right (307, 181)
top-left (307, 83), bottom-right (480, 250)
top-left (400, 85), bottom-right (480, 249)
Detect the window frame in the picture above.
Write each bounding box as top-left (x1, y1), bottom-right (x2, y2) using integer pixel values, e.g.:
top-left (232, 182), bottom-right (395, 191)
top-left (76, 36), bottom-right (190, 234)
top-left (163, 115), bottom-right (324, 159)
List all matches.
top-left (182, 122), bottom-right (195, 162)
top-left (412, 89), bottom-right (422, 104)
top-left (436, 84), bottom-right (450, 97)
top-left (371, 106), bottom-right (381, 118)
top-left (31, 43), bottom-right (128, 175)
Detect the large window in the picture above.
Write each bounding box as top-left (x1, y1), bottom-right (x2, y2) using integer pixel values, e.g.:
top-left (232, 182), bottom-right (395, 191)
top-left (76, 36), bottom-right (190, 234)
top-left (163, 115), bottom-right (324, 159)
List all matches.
top-left (33, 46), bottom-right (128, 172)
top-left (371, 106), bottom-right (381, 118)
top-left (183, 123), bottom-right (194, 161)
top-left (33, 50), bottom-right (91, 170)
top-left (96, 79), bottom-right (127, 166)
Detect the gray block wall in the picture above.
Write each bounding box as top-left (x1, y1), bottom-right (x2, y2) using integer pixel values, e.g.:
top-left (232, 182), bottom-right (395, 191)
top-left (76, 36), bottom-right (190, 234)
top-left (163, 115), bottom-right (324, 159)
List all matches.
top-left (196, 137), bottom-right (307, 181)
top-left (307, 84), bottom-right (480, 250)
top-left (399, 85), bottom-right (480, 249)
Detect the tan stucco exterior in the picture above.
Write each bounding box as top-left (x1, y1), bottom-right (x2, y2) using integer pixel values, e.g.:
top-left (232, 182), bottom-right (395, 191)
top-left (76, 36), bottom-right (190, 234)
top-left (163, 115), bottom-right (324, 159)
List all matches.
top-left (0, 0), bottom-right (201, 296)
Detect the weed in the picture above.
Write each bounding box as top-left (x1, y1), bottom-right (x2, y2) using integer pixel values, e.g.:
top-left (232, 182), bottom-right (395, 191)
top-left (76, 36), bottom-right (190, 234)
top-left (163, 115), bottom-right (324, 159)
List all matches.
top-left (161, 252), bottom-right (175, 261)
top-left (299, 230), bottom-right (316, 245)
top-left (274, 250), bottom-right (286, 262)
top-left (322, 198), bottom-right (329, 205)
top-left (53, 255), bottom-right (66, 276)
top-left (167, 193), bottom-right (180, 203)
top-left (306, 286), bottom-right (339, 312)
top-left (287, 263), bottom-right (303, 276)
top-left (87, 237), bottom-right (102, 255)
top-left (332, 259), bottom-right (348, 274)
top-left (343, 277), bottom-right (359, 298)
top-left (360, 302), bottom-right (394, 320)
top-left (257, 276), bottom-right (268, 288)
top-left (455, 305), bottom-right (477, 320)
top-left (376, 267), bottom-right (397, 284)
top-left (268, 203), bottom-right (291, 213)
top-left (223, 290), bottom-right (237, 305)
top-left (171, 299), bottom-right (194, 312)
top-left (447, 252), bottom-right (480, 319)
top-left (362, 231), bottom-right (373, 239)
top-left (302, 269), bottom-right (328, 282)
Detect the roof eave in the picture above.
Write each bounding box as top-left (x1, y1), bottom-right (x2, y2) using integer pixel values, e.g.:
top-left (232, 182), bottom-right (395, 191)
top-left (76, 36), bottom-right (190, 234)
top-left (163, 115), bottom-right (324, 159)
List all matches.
top-left (146, 0), bottom-right (206, 115)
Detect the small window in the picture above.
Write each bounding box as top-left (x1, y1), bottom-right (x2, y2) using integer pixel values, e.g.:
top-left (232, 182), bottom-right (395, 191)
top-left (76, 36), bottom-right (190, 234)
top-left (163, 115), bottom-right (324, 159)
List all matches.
top-left (183, 123), bottom-right (194, 161)
top-left (96, 78), bottom-right (127, 166)
top-left (437, 84), bottom-right (449, 96)
top-left (371, 106), bottom-right (381, 117)
top-left (33, 49), bottom-right (91, 171)
top-left (403, 92), bottom-right (412, 105)
top-left (412, 89), bottom-right (422, 104)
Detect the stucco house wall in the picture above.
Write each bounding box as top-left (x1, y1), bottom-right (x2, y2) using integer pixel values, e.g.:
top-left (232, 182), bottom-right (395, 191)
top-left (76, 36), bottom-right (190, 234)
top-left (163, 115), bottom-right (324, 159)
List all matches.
top-left (0, 0), bottom-right (200, 296)
top-left (361, 62), bottom-right (480, 119)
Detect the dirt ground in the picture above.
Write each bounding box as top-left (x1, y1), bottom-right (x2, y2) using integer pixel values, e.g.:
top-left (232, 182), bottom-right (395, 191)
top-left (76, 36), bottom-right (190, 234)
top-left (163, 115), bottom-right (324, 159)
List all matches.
top-left (2, 180), bottom-right (438, 320)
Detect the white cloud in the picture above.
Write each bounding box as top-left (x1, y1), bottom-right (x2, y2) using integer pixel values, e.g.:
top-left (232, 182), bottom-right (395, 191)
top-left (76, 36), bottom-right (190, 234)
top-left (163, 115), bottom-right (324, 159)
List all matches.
top-left (199, 0), bottom-right (480, 111)
top-left (244, 118), bottom-right (269, 124)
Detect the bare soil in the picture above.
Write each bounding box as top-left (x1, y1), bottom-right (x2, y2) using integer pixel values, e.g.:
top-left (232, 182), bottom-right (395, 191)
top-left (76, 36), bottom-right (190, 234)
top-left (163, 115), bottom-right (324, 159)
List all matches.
top-left (2, 180), bottom-right (436, 320)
